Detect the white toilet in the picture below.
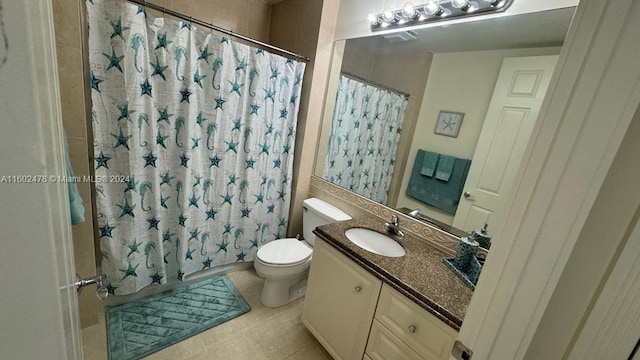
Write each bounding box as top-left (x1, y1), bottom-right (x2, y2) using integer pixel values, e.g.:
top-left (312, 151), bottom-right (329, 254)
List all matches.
top-left (254, 198), bottom-right (351, 307)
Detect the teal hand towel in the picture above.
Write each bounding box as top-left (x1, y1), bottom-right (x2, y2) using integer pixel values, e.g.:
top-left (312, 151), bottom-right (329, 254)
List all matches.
top-left (406, 150), bottom-right (471, 214)
top-left (64, 133), bottom-right (85, 225)
top-left (420, 151), bottom-right (439, 177)
top-left (435, 154), bottom-right (455, 182)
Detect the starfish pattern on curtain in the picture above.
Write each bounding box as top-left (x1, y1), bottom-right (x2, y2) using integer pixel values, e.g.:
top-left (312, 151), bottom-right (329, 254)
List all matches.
top-left (87, 0), bottom-right (305, 295)
top-left (323, 75), bottom-right (408, 204)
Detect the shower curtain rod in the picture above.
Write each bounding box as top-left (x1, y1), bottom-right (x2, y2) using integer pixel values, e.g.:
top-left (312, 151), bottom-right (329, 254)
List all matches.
top-left (126, 0), bottom-right (311, 62)
top-left (341, 72), bottom-right (410, 98)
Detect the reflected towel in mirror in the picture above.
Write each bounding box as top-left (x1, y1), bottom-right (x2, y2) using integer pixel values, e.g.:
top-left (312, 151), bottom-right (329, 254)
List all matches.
top-left (406, 149), bottom-right (470, 214)
top-left (420, 151), bottom-right (439, 177)
top-left (435, 154), bottom-right (455, 182)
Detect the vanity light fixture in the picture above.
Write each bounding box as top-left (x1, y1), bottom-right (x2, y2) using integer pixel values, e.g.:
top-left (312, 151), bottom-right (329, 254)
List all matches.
top-left (367, 13), bottom-right (380, 26)
top-left (401, 3), bottom-right (419, 20)
top-left (450, 0), bottom-right (472, 11)
top-left (485, 0), bottom-right (505, 6)
top-left (368, 0), bottom-right (514, 32)
top-left (423, 1), bottom-right (445, 16)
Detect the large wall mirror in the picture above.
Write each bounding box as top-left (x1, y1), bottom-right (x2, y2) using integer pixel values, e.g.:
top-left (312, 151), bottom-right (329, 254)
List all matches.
top-left (313, 7), bottom-right (575, 238)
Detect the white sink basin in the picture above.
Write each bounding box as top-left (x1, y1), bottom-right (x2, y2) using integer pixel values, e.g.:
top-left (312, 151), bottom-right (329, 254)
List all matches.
top-left (345, 228), bottom-right (406, 257)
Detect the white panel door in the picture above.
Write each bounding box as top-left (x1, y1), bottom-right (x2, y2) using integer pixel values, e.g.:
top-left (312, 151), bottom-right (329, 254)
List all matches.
top-left (0, 1), bottom-right (83, 359)
top-left (453, 55), bottom-right (558, 233)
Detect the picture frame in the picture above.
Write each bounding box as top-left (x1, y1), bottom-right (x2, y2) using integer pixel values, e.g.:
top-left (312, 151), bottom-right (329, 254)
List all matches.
top-left (434, 110), bottom-right (464, 138)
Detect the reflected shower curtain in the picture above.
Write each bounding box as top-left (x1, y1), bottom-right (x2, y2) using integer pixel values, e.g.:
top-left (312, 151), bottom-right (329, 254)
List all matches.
top-left (87, 0), bottom-right (305, 295)
top-left (323, 75), bottom-right (408, 204)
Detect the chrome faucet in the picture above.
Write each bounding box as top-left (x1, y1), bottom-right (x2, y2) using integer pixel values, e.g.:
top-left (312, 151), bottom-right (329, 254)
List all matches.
top-left (384, 215), bottom-right (405, 237)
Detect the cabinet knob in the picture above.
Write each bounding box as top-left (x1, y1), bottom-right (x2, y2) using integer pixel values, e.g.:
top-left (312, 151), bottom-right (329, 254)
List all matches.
top-left (408, 325), bottom-right (417, 333)
top-left (354, 285), bottom-right (362, 292)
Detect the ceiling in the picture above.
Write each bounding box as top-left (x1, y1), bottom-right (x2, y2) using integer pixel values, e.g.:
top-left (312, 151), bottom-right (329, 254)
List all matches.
top-left (348, 7), bottom-right (576, 54)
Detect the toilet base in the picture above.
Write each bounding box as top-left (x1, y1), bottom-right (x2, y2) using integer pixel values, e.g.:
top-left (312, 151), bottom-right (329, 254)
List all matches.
top-left (260, 272), bottom-right (308, 308)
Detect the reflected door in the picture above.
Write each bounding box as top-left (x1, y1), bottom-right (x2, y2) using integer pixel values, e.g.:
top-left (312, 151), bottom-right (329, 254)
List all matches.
top-left (452, 55), bottom-right (558, 232)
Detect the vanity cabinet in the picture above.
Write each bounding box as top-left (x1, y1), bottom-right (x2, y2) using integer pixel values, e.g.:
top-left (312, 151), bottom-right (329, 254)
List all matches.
top-left (302, 240), bottom-right (383, 360)
top-left (367, 285), bottom-right (458, 360)
top-left (303, 239), bottom-right (458, 360)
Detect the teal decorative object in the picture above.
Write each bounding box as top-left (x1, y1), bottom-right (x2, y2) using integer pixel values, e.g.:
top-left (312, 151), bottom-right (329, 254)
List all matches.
top-left (472, 223), bottom-right (492, 249)
top-left (452, 237), bottom-right (478, 272)
top-left (443, 236), bottom-right (482, 289)
top-left (106, 275), bottom-right (250, 360)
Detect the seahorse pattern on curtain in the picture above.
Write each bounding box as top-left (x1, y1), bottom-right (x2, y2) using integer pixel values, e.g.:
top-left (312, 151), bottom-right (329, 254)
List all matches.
top-left (323, 75), bottom-right (408, 204)
top-left (87, 0), bottom-right (305, 295)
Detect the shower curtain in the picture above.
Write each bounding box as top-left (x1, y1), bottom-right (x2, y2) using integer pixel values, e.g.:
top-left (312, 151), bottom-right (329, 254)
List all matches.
top-left (323, 75), bottom-right (408, 204)
top-left (87, 0), bottom-right (305, 295)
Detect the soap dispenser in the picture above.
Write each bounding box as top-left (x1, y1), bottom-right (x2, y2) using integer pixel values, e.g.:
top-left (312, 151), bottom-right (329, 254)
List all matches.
top-left (472, 223), bottom-right (492, 249)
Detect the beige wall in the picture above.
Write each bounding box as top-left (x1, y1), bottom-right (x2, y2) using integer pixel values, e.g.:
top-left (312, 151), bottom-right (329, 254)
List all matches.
top-left (151, 0), bottom-right (272, 42)
top-left (314, 41), bottom-right (433, 207)
top-left (53, 0), bottom-right (97, 329)
top-left (396, 46), bottom-right (561, 225)
top-left (268, 0), bottom-right (325, 237)
top-left (53, 0), bottom-right (275, 329)
top-left (287, 0), bottom-right (342, 237)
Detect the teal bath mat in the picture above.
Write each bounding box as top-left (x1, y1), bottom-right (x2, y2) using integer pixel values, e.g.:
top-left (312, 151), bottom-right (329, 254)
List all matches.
top-left (106, 275), bottom-right (250, 360)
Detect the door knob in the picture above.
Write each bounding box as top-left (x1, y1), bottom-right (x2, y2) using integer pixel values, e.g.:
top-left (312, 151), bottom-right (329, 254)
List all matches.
top-left (354, 285), bottom-right (362, 292)
top-left (464, 191), bottom-right (475, 200)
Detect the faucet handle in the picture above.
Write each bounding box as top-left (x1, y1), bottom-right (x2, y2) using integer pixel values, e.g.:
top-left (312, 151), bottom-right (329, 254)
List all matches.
top-left (391, 215), bottom-right (399, 225)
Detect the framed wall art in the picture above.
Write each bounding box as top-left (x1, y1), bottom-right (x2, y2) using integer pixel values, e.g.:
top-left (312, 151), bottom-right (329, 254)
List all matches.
top-left (434, 110), bottom-right (464, 138)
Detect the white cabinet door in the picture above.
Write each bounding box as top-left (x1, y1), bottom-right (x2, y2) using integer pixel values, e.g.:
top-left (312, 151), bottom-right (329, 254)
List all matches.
top-left (453, 55), bottom-right (558, 232)
top-left (302, 240), bottom-right (383, 360)
top-left (366, 321), bottom-right (424, 360)
top-left (375, 285), bottom-right (457, 360)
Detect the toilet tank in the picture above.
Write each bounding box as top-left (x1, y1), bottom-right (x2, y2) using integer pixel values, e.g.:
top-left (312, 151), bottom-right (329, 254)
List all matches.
top-left (302, 198), bottom-right (351, 246)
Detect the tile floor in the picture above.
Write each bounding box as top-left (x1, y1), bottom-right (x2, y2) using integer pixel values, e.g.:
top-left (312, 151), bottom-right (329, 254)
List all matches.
top-left (81, 269), bottom-right (333, 360)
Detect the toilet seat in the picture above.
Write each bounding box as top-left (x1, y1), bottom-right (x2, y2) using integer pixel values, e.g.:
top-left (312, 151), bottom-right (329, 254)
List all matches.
top-left (256, 238), bottom-right (312, 267)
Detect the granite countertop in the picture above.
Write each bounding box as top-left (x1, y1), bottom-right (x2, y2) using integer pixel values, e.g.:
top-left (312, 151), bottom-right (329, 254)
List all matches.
top-left (313, 217), bottom-right (474, 330)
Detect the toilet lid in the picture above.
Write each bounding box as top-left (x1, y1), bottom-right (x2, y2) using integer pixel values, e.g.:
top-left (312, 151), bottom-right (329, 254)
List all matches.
top-left (257, 238), bottom-right (312, 265)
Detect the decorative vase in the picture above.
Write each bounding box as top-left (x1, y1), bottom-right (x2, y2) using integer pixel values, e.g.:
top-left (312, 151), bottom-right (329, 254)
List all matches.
top-left (453, 236), bottom-right (479, 272)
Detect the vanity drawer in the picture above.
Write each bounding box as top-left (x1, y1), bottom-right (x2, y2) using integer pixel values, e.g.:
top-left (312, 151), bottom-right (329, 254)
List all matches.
top-left (374, 285), bottom-right (458, 360)
top-left (366, 320), bottom-right (424, 360)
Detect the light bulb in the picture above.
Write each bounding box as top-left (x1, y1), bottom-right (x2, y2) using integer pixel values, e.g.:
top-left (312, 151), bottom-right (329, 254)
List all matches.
top-left (367, 13), bottom-right (379, 24)
top-left (382, 10), bottom-right (397, 22)
top-left (451, 0), bottom-right (471, 10)
top-left (424, 1), bottom-right (444, 15)
top-left (401, 3), bottom-right (418, 19)
top-left (467, 2), bottom-right (480, 12)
